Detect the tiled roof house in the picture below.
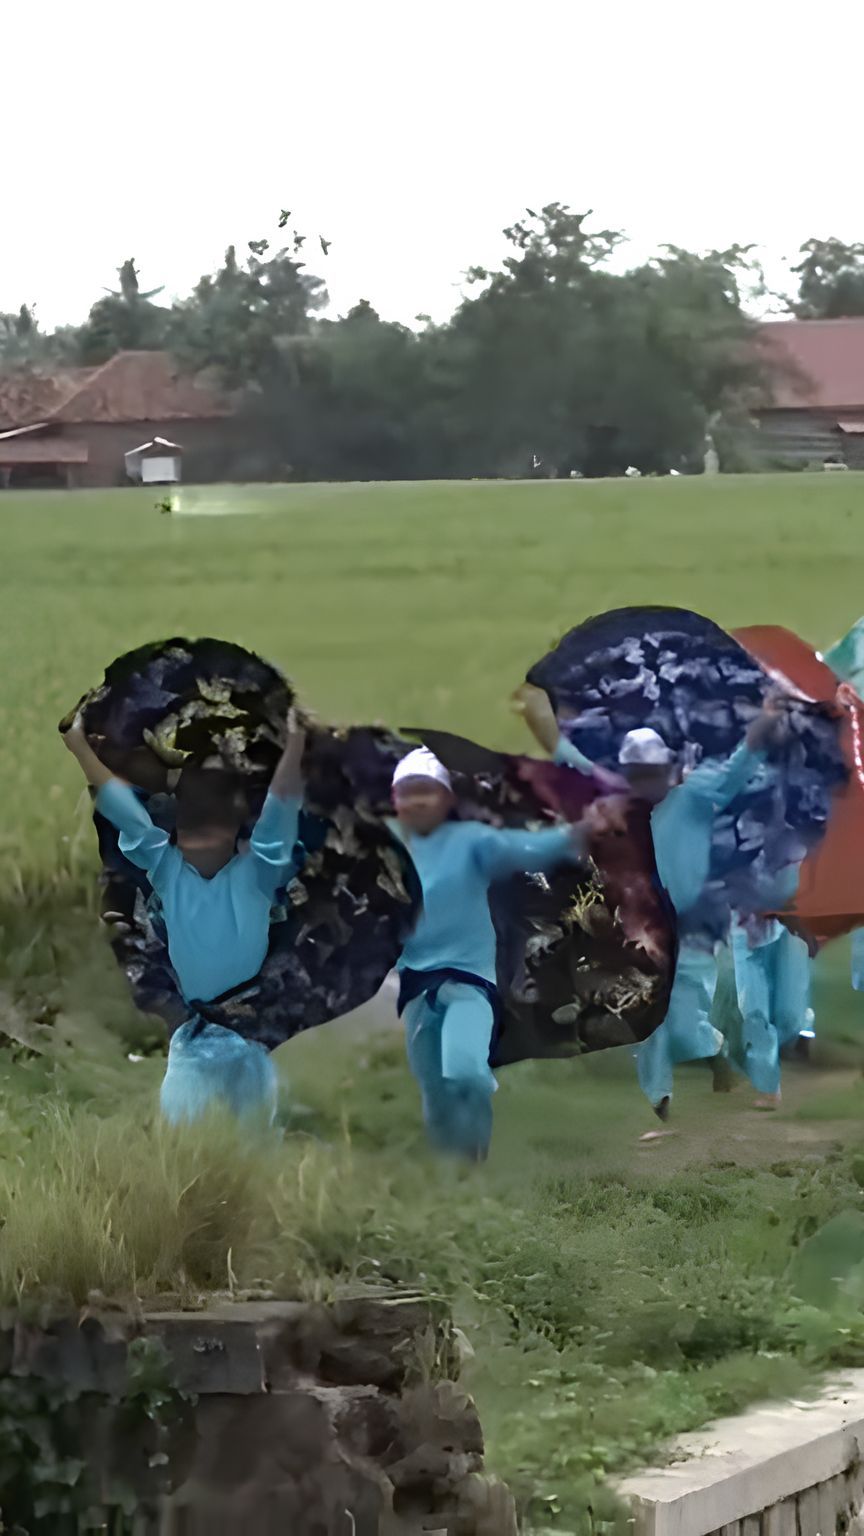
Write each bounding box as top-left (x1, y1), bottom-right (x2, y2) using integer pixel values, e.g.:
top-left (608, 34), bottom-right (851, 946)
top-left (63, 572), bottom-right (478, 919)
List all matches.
top-left (0, 351), bottom-right (232, 488)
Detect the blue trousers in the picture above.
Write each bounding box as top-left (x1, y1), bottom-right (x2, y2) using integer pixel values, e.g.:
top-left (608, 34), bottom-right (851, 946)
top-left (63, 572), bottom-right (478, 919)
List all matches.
top-left (160, 1021), bottom-right (278, 1127)
top-left (403, 981), bottom-right (497, 1160)
top-left (731, 924), bottom-right (811, 1095)
top-left (637, 944), bottom-right (722, 1107)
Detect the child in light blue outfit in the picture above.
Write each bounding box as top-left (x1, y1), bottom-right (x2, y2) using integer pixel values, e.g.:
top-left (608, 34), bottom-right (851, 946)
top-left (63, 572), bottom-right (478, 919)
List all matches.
top-left (613, 728), bottom-right (768, 1118)
top-left (554, 712), bottom-right (783, 1118)
top-left (389, 747), bottom-right (592, 1160)
top-left (730, 914), bottom-right (812, 1102)
top-left (728, 830), bottom-right (814, 1103)
top-left (64, 712), bottom-right (306, 1126)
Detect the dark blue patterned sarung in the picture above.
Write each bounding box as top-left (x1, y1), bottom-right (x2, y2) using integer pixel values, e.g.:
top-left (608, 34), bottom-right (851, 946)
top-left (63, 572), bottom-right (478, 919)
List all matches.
top-left (526, 606), bottom-right (847, 946)
top-left (63, 639), bottom-right (677, 1063)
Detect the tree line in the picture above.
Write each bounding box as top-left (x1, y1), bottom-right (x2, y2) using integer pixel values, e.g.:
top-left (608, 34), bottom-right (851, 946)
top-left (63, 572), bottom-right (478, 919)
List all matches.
top-left (2, 211), bottom-right (863, 481)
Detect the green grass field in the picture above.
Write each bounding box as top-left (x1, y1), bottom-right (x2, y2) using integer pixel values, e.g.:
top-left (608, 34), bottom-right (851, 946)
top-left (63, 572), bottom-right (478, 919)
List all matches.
top-left (5, 475), bottom-right (864, 1533)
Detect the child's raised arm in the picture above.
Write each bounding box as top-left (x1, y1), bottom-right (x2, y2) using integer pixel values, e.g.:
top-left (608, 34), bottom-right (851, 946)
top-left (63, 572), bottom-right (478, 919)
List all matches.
top-left (269, 708), bottom-right (307, 802)
top-left (62, 713), bottom-right (174, 883)
top-left (62, 714), bottom-right (114, 789)
top-left (247, 709), bottom-right (307, 897)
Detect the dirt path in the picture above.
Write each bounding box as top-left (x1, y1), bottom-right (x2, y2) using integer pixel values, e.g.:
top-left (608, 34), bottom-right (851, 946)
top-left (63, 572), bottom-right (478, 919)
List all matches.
top-left (631, 1062), bottom-right (864, 1174)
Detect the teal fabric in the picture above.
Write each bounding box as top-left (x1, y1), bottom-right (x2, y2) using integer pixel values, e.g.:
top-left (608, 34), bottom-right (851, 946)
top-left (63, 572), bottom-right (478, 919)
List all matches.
top-left (389, 818), bottom-right (577, 983)
top-left (160, 1021), bottom-right (278, 1126)
top-left (730, 920), bottom-right (811, 1095)
top-left (391, 815), bottom-right (577, 1156)
top-left (96, 779), bottom-right (301, 1004)
top-left (824, 617), bottom-right (864, 697)
top-left (635, 747), bottom-right (766, 1103)
top-left (650, 745), bottom-right (765, 915)
top-left (554, 736), bottom-right (763, 1105)
top-left (96, 778), bottom-right (300, 1127)
top-left (636, 944), bottom-right (722, 1106)
top-left (403, 981), bottom-right (496, 1159)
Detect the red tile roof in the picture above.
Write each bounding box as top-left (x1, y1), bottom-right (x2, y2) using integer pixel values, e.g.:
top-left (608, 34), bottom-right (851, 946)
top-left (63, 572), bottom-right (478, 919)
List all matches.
top-left (759, 318), bottom-right (864, 410)
top-left (0, 351), bottom-right (230, 431)
top-left (0, 368), bottom-right (93, 429)
top-left (51, 351), bottom-right (230, 424)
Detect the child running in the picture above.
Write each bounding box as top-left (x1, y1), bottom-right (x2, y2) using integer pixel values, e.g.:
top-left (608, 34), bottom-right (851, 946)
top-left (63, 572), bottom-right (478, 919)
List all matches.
top-left (516, 684), bottom-right (788, 1121)
top-left (388, 746), bottom-right (603, 1161)
top-left (64, 710), bottom-right (306, 1125)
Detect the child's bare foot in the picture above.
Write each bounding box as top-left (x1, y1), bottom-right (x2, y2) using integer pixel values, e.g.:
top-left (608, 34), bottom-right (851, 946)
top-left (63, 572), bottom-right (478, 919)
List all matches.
top-left (753, 1092), bottom-right (781, 1111)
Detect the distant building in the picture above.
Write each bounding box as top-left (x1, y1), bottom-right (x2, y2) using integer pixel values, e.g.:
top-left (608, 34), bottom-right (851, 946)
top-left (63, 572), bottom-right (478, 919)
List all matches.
top-left (756, 318), bottom-right (864, 468)
top-left (0, 352), bottom-right (233, 489)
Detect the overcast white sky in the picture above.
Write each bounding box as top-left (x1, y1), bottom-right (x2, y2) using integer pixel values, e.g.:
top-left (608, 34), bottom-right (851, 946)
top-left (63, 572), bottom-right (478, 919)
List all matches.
top-left (3, 0), bottom-right (862, 330)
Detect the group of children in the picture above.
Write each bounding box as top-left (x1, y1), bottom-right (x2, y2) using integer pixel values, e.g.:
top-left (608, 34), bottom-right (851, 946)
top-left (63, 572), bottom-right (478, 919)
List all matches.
top-left (63, 665), bottom-right (831, 1161)
top-left (519, 683), bottom-right (816, 1123)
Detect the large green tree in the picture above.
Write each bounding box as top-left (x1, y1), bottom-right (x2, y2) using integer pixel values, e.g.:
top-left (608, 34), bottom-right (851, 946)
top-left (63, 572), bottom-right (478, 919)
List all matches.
top-left (74, 259), bottom-right (170, 365)
top-left (593, 245), bottom-right (765, 473)
top-left (441, 208), bottom-right (761, 476)
top-left (171, 238), bottom-right (326, 390)
top-left (168, 234), bottom-right (329, 476)
top-left (0, 305), bottom-right (78, 366)
top-left (290, 301), bottom-right (452, 479)
top-left (441, 205), bottom-right (623, 476)
top-left (789, 238), bottom-right (864, 319)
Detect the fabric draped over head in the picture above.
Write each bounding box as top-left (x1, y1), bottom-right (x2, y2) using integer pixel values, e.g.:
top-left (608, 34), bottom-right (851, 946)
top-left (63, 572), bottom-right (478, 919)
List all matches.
top-left (60, 637), bottom-right (422, 1049)
top-left (58, 636), bottom-right (678, 1067)
top-left (525, 605), bottom-right (847, 949)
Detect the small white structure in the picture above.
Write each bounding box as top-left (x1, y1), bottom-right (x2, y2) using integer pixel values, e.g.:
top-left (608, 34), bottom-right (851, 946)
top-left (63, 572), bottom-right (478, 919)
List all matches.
top-left (124, 437), bottom-right (182, 485)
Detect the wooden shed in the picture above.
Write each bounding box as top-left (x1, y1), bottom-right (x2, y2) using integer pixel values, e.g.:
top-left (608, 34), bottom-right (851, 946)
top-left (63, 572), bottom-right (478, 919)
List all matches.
top-left (124, 437), bottom-right (182, 485)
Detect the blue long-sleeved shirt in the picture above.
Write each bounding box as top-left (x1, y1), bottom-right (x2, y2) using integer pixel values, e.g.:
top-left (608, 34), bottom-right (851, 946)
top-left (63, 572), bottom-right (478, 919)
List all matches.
top-left (554, 732), bottom-right (764, 918)
top-left (389, 818), bottom-right (580, 983)
top-left (650, 744), bottom-right (765, 916)
top-left (96, 779), bottom-right (302, 1004)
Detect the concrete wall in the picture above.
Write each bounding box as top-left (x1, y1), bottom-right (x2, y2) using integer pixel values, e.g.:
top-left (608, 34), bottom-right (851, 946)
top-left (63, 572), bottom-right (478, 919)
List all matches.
top-left (618, 1371), bottom-right (864, 1535)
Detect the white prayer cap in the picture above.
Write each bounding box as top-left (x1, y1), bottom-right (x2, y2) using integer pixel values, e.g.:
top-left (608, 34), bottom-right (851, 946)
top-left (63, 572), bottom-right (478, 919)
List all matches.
top-left (392, 748), bottom-right (453, 792)
top-left (618, 728), bottom-right (675, 767)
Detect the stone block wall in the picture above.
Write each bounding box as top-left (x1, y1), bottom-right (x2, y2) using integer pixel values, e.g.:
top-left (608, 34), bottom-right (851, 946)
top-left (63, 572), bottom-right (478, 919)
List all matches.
top-left (0, 1291), bottom-right (516, 1535)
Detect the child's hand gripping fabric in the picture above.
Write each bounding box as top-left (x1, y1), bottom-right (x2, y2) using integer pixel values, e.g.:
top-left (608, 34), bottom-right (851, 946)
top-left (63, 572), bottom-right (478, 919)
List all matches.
top-left (63, 713), bottom-right (115, 789)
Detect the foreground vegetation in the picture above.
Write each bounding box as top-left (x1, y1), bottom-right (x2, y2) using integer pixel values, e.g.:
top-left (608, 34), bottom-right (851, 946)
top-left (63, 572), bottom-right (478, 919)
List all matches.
top-left (3, 475), bottom-right (864, 1531)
